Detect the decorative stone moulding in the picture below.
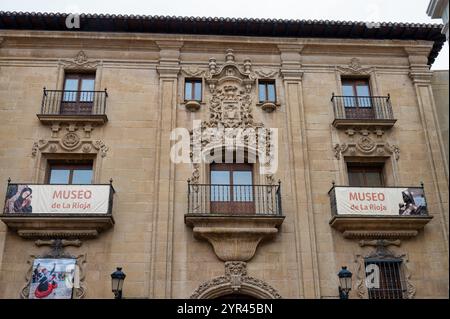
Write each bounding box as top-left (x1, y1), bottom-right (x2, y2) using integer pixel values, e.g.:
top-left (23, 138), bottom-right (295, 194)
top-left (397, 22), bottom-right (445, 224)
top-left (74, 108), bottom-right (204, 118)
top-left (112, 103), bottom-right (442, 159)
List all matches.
top-left (184, 100), bottom-right (201, 112)
top-left (354, 240), bottom-right (416, 299)
top-left (333, 129), bottom-right (400, 160)
top-left (190, 261), bottom-right (282, 299)
top-left (329, 215), bottom-right (433, 239)
top-left (1, 214), bottom-right (115, 239)
top-left (185, 215), bottom-right (284, 261)
top-left (21, 239), bottom-right (87, 299)
top-left (31, 129), bottom-right (110, 158)
top-left (259, 102), bottom-right (278, 113)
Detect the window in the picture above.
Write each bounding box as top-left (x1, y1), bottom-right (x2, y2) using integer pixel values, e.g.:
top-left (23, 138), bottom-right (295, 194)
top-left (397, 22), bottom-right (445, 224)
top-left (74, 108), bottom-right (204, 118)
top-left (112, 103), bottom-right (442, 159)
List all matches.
top-left (347, 163), bottom-right (384, 187)
top-left (47, 161), bottom-right (93, 185)
top-left (341, 78), bottom-right (371, 107)
top-left (61, 73), bottom-right (96, 114)
top-left (210, 163), bottom-right (254, 214)
top-left (365, 259), bottom-right (406, 299)
top-left (184, 79), bottom-right (202, 101)
top-left (258, 80), bottom-right (276, 103)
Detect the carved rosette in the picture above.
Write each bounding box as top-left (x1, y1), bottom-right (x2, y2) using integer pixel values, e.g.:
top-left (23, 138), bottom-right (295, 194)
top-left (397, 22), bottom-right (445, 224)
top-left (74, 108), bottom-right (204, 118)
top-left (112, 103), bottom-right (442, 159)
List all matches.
top-left (334, 129), bottom-right (399, 160)
top-left (32, 131), bottom-right (109, 158)
top-left (190, 261), bottom-right (282, 299)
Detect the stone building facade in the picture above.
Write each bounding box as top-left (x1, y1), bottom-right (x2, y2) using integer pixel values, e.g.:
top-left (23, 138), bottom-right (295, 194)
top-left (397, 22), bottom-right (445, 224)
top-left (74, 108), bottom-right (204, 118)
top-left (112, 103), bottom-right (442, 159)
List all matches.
top-left (431, 70), bottom-right (449, 166)
top-left (0, 12), bottom-right (448, 299)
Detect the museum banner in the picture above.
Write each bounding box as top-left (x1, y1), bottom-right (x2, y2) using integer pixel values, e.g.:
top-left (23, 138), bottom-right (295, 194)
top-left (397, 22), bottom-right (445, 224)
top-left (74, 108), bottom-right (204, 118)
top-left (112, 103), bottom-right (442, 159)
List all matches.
top-left (4, 184), bottom-right (111, 214)
top-left (333, 187), bottom-right (427, 216)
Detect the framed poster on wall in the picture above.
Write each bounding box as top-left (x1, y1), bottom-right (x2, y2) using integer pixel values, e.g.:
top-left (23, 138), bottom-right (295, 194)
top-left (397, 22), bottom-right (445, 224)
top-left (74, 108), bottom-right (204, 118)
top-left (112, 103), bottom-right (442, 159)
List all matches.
top-left (29, 258), bottom-right (76, 299)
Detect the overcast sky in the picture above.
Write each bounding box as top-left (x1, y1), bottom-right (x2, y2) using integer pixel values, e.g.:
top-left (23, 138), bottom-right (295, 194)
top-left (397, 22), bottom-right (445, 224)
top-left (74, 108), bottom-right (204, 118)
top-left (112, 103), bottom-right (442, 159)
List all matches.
top-left (1, 0), bottom-right (448, 69)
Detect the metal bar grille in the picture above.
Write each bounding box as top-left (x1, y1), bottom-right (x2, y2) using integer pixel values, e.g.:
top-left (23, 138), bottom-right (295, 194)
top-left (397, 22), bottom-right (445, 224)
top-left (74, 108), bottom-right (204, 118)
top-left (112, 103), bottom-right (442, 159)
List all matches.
top-left (365, 259), bottom-right (406, 299)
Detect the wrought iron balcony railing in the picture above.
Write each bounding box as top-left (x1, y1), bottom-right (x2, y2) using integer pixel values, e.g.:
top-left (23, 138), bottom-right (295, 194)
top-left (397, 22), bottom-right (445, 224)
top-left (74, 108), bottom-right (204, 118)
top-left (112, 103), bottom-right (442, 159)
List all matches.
top-left (187, 182), bottom-right (282, 216)
top-left (40, 88), bottom-right (108, 116)
top-left (331, 94), bottom-right (394, 121)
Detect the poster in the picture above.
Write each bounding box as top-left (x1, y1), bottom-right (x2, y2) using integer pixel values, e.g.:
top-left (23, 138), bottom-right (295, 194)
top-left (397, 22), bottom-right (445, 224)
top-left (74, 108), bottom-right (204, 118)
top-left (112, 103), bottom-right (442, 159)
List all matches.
top-left (4, 184), bottom-right (111, 214)
top-left (29, 258), bottom-right (76, 299)
top-left (333, 187), bottom-right (427, 216)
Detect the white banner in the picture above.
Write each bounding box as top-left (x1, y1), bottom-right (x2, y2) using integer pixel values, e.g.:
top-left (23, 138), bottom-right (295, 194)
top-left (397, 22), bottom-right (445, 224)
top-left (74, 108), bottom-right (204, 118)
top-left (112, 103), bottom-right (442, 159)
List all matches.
top-left (334, 187), bottom-right (427, 216)
top-left (4, 184), bottom-right (111, 214)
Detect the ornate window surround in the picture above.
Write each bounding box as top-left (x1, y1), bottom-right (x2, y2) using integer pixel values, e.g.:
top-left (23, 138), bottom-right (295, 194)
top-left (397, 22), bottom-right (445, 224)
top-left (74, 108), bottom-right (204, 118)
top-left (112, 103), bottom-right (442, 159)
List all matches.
top-left (353, 239), bottom-right (416, 299)
top-left (31, 128), bottom-right (109, 184)
top-left (334, 57), bottom-right (381, 96)
top-left (333, 128), bottom-right (400, 186)
top-left (55, 50), bottom-right (103, 92)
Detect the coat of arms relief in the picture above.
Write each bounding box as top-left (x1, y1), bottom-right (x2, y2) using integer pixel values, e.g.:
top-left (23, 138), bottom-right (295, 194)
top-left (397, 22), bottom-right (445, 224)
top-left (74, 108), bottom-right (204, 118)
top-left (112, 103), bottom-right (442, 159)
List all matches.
top-left (187, 49), bottom-right (277, 186)
top-left (204, 48), bottom-right (260, 130)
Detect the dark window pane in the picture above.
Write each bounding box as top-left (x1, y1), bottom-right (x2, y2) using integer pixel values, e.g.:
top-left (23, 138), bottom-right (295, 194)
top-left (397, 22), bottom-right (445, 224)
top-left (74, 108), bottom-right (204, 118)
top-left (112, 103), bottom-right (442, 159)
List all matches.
top-left (348, 164), bottom-right (384, 187)
top-left (49, 169), bottom-right (70, 184)
top-left (72, 169), bottom-right (93, 184)
top-left (348, 172), bottom-right (364, 187)
top-left (365, 172), bottom-right (383, 187)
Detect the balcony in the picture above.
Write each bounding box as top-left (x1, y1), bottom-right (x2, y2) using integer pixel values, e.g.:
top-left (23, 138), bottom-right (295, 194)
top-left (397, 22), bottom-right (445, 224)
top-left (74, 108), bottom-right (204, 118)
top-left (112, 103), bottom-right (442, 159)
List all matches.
top-left (185, 183), bottom-right (285, 261)
top-left (37, 88), bottom-right (108, 125)
top-left (331, 94), bottom-right (396, 129)
top-left (328, 185), bottom-right (432, 239)
top-left (1, 182), bottom-right (115, 238)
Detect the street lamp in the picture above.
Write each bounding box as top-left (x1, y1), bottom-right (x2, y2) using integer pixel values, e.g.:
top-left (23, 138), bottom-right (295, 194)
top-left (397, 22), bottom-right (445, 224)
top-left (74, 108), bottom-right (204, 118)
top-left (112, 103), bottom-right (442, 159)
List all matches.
top-left (111, 267), bottom-right (126, 299)
top-left (338, 266), bottom-right (352, 299)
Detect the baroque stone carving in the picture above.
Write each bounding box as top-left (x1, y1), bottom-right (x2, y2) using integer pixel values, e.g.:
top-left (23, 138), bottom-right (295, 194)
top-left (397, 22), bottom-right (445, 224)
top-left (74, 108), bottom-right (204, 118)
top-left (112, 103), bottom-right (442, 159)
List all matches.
top-left (333, 129), bottom-right (400, 160)
top-left (61, 132), bottom-right (81, 150)
top-left (190, 261), bottom-right (282, 299)
top-left (188, 49), bottom-right (275, 185)
top-left (60, 50), bottom-right (100, 70)
top-left (337, 58), bottom-right (372, 75)
top-left (354, 239), bottom-right (416, 299)
top-left (357, 136), bottom-right (376, 153)
top-left (181, 67), bottom-right (206, 78)
top-left (32, 126), bottom-right (109, 157)
top-left (255, 69), bottom-right (280, 79)
top-left (20, 239), bottom-right (87, 299)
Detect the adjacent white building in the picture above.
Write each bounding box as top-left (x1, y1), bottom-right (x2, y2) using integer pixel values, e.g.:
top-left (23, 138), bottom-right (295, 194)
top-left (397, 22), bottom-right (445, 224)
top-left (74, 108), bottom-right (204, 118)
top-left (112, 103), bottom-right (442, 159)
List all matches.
top-left (428, 0), bottom-right (449, 40)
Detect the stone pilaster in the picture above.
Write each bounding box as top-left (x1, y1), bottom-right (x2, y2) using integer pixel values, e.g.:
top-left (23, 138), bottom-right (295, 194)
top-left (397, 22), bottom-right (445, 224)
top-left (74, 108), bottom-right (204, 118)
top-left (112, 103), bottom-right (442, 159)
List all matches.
top-left (149, 40), bottom-right (182, 298)
top-left (278, 44), bottom-right (321, 298)
top-left (405, 46), bottom-right (449, 247)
